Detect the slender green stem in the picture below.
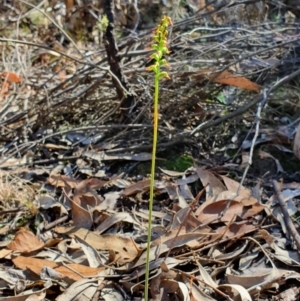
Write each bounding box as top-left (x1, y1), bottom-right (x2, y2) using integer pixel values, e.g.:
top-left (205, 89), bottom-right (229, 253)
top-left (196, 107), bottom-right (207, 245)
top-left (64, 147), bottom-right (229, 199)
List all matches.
top-left (144, 73), bottom-right (160, 301)
top-left (144, 16), bottom-right (172, 301)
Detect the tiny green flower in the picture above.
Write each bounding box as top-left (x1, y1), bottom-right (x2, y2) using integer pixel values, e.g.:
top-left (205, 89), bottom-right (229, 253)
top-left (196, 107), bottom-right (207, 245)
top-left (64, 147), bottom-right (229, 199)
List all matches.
top-left (158, 71), bottom-right (170, 80)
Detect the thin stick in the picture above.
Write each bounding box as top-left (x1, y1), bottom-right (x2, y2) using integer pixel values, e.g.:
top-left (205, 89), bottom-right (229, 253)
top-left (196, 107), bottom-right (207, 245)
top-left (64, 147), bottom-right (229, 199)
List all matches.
top-left (273, 180), bottom-right (300, 253)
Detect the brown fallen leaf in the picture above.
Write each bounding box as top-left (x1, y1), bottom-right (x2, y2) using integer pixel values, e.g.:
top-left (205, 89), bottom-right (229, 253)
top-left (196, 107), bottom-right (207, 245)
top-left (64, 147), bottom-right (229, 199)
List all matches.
top-left (190, 69), bottom-right (261, 92)
top-left (212, 70), bottom-right (261, 92)
top-left (13, 256), bottom-right (104, 283)
top-left (7, 228), bottom-right (60, 254)
top-left (7, 228), bottom-right (44, 253)
top-left (226, 266), bottom-right (281, 289)
top-left (70, 199), bottom-right (93, 229)
top-left (220, 175), bottom-right (259, 206)
top-left (221, 175), bottom-right (250, 195)
top-left (123, 179), bottom-right (151, 196)
top-left (215, 222), bottom-right (257, 239)
top-left (49, 175), bottom-right (122, 229)
top-left (196, 168), bottom-right (226, 200)
top-left (170, 205), bottom-right (206, 232)
top-left (151, 228), bottom-right (206, 249)
top-left (122, 179), bottom-right (165, 196)
top-left (55, 226), bottom-right (142, 265)
top-left (56, 263), bottom-right (105, 278)
top-left (196, 199), bottom-right (243, 223)
top-left (241, 203), bottom-right (265, 219)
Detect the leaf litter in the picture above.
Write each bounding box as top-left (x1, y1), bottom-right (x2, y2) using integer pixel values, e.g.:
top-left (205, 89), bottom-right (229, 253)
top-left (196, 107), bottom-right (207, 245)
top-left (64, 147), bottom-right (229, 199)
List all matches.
top-left (1, 162), bottom-right (300, 300)
top-left (1, 1), bottom-right (300, 301)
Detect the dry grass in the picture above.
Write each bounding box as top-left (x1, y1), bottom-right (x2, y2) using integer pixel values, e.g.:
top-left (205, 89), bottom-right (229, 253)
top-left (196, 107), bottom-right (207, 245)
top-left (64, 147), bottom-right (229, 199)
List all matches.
top-left (0, 171), bottom-right (35, 210)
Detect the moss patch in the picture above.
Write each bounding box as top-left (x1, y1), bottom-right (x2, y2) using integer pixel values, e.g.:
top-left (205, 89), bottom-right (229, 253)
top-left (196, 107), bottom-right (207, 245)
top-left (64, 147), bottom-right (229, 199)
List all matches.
top-left (163, 154), bottom-right (193, 172)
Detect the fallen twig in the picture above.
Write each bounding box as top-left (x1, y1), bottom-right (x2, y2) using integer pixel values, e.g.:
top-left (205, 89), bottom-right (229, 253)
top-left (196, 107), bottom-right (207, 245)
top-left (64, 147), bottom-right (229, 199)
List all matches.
top-left (273, 180), bottom-right (300, 253)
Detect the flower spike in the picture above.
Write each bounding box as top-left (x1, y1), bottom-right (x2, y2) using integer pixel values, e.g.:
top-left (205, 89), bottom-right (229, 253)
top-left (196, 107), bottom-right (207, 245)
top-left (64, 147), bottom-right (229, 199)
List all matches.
top-left (148, 16), bottom-right (172, 80)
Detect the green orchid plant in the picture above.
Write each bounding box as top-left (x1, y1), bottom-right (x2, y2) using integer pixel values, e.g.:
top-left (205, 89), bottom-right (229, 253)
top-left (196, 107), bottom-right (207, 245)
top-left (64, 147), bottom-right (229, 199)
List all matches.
top-left (144, 16), bottom-right (173, 301)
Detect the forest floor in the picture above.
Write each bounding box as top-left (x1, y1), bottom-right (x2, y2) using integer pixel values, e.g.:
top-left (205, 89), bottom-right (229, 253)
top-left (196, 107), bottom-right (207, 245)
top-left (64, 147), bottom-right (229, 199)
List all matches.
top-left (1, 1), bottom-right (300, 300)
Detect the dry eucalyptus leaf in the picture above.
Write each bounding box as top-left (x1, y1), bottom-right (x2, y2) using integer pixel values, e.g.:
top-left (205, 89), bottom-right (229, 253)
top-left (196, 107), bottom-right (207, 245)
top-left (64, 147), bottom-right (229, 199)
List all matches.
top-left (7, 228), bottom-right (44, 253)
top-left (55, 226), bottom-right (142, 265)
top-left (56, 278), bottom-right (99, 301)
top-left (196, 168), bottom-right (226, 199)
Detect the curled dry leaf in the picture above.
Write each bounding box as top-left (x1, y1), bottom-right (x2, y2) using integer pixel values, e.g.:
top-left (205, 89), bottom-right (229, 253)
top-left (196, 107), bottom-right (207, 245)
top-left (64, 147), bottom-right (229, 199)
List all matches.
top-left (239, 251), bottom-right (260, 271)
top-left (212, 241), bottom-right (248, 261)
top-left (75, 235), bottom-right (103, 268)
top-left (196, 168), bottom-right (226, 199)
top-left (170, 206), bottom-right (204, 231)
top-left (49, 175), bottom-right (122, 229)
top-left (159, 167), bottom-right (187, 177)
top-left (70, 199), bottom-right (93, 229)
top-left (221, 176), bottom-right (252, 201)
top-left (150, 270), bottom-right (177, 299)
top-left (56, 278), bottom-right (99, 301)
top-left (38, 195), bottom-right (68, 216)
top-left (198, 262), bottom-right (217, 288)
top-left (195, 263), bottom-right (253, 300)
top-left (259, 150), bottom-right (284, 173)
top-left (226, 266), bottom-right (281, 290)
